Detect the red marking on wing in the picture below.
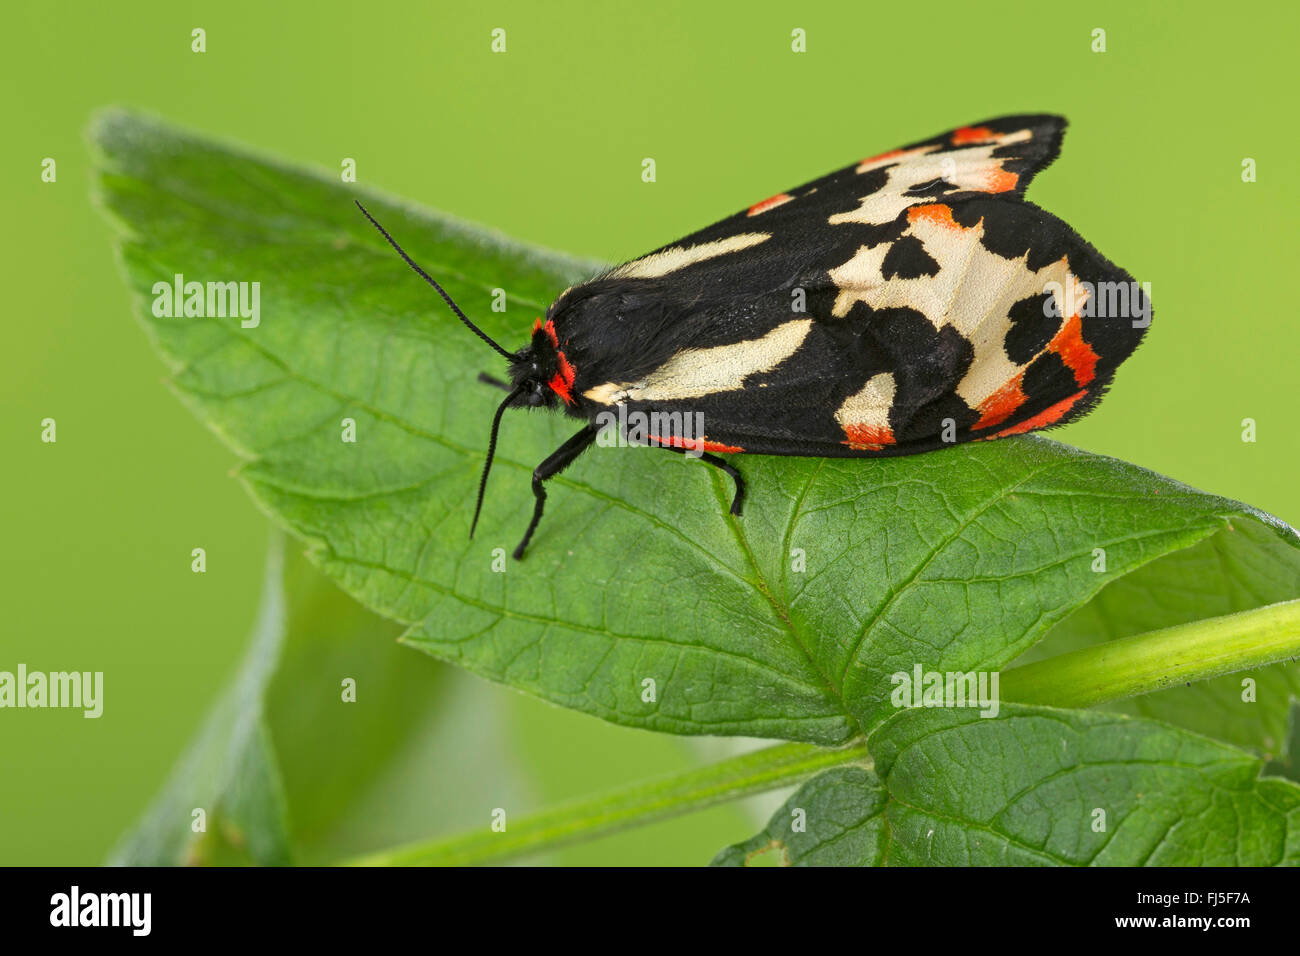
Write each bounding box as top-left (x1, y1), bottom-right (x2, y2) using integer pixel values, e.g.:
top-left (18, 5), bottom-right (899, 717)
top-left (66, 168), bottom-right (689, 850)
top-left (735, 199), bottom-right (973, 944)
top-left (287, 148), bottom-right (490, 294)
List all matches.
top-left (747, 193), bottom-right (793, 217)
top-left (534, 317), bottom-right (577, 404)
top-left (948, 127), bottom-right (1021, 191)
top-left (547, 372), bottom-right (573, 404)
top-left (973, 375), bottom-right (1028, 430)
top-left (906, 203), bottom-right (967, 231)
top-left (548, 349), bottom-right (577, 405)
top-left (649, 434), bottom-right (745, 454)
top-left (982, 167), bottom-right (1019, 193)
top-left (546, 374), bottom-right (572, 403)
top-left (951, 125), bottom-right (997, 145)
top-left (1047, 313), bottom-right (1099, 386)
top-left (556, 350), bottom-right (576, 385)
top-left (541, 319), bottom-right (560, 348)
top-left (988, 389), bottom-right (1089, 439)
top-left (841, 423), bottom-right (896, 451)
top-left (856, 148), bottom-right (904, 169)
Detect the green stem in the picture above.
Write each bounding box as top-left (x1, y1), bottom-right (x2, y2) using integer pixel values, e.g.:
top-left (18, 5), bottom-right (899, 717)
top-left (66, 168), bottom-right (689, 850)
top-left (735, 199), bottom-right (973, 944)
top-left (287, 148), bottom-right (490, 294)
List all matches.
top-left (345, 598), bottom-right (1300, 866)
top-left (999, 598), bottom-right (1300, 709)
top-left (345, 740), bottom-right (871, 866)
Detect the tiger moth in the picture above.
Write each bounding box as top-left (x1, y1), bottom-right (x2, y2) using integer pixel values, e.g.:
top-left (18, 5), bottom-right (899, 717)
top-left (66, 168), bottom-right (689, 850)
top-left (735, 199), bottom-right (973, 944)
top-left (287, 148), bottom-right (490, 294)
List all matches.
top-left (357, 114), bottom-right (1150, 559)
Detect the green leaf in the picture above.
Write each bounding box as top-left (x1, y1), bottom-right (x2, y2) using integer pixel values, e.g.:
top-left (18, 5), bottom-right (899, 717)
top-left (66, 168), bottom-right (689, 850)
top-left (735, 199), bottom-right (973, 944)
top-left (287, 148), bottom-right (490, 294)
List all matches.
top-left (91, 109), bottom-right (1300, 745)
top-left (113, 525), bottom-right (765, 866)
top-left (713, 706), bottom-right (1300, 866)
top-left (109, 533), bottom-right (452, 865)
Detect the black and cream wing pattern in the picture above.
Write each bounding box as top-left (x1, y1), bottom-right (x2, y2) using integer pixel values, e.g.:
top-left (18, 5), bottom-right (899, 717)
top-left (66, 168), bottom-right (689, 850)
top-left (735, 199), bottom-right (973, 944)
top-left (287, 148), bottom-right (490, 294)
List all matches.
top-left (551, 114), bottom-right (1150, 456)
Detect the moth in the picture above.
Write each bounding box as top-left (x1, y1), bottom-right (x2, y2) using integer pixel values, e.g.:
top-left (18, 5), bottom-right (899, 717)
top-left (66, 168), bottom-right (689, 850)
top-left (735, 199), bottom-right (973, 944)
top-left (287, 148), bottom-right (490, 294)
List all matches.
top-left (357, 114), bottom-right (1150, 559)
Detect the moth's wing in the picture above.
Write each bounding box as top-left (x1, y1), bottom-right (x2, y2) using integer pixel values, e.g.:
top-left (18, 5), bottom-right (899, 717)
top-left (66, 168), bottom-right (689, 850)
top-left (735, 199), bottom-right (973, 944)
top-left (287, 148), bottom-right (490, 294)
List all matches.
top-left (656, 112), bottom-right (1066, 239)
top-left (604, 193), bottom-right (1149, 456)
top-left (555, 114), bottom-right (1065, 318)
top-left (554, 115), bottom-right (1149, 455)
top-left (593, 113), bottom-right (1066, 296)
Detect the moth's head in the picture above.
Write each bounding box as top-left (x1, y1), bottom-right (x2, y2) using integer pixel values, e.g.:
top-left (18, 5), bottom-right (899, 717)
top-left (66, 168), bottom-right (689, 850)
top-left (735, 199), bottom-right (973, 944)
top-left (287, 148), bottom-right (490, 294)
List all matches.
top-left (507, 318), bottom-right (577, 409)
top-left (352, 200), bottom-right (578, 541)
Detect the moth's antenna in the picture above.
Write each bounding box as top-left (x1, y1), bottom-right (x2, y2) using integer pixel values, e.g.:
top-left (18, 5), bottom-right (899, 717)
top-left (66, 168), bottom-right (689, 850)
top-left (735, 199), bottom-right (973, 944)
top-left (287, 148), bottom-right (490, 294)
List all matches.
top-left (355, 200), bottom-right (515, 360)
top-left (470, 384), bottom-right (526, 538)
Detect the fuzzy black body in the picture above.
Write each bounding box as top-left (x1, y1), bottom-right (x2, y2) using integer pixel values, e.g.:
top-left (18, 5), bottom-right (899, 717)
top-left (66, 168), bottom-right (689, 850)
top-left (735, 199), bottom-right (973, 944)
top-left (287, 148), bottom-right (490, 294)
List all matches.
top-left (511, 114), bottom-right (1149, 460)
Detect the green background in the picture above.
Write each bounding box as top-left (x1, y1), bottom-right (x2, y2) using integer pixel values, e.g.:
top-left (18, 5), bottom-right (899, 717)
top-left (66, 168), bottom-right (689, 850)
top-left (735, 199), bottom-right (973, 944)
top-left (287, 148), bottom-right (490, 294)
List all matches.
top-left (2, 0), bottom-right (1296, 865)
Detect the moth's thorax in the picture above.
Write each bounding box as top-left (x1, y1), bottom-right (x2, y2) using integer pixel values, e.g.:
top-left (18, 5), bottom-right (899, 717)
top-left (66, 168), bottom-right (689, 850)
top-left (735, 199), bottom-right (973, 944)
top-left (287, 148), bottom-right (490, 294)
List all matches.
top-left (507, 317), bottom-right (579, 411)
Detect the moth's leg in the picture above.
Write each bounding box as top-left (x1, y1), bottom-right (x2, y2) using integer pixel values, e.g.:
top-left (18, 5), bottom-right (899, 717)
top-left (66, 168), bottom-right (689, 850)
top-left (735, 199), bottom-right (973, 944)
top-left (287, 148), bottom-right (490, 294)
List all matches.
top-left (514, 424), bottom-right (599, 560)
top-left (478, 372), bottom-right (513, 392)
top-left (661, 446), bottom-right (745, 516)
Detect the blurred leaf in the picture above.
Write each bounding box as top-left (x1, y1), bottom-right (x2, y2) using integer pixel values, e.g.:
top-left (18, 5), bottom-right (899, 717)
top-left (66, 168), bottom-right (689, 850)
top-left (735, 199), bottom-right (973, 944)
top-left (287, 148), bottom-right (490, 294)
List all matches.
top-left (107, 529), bottom-right (762, 866)
top-left (264, 536), bottom-right (442, 846)
top-left (109, 535), bottom-right (294, 865)
top-left (92, 110), bottom-right (1300, 751)
top-left (109, 534), bottom-right (455, 864)
top-left (1028, 518), bottom-right (1300, 758)
top-left (118, 526), bottom-right (732, 865)
top-left (713, 706), bottom-right (1300, 866)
